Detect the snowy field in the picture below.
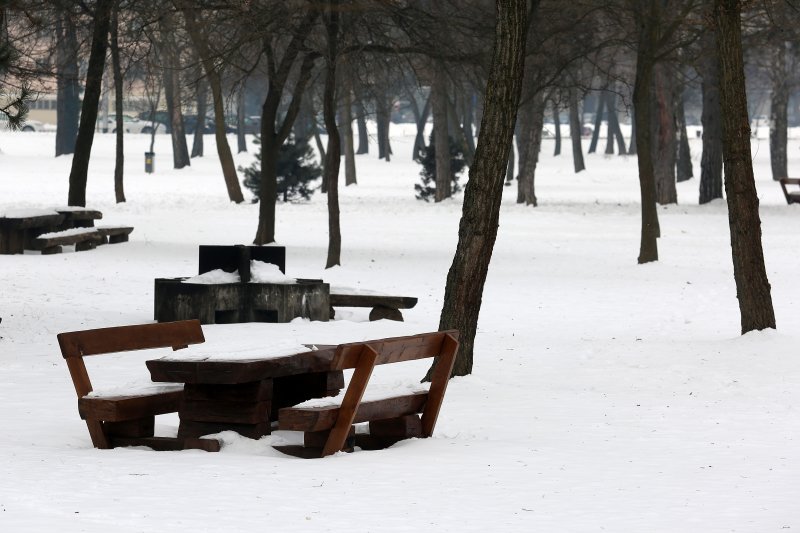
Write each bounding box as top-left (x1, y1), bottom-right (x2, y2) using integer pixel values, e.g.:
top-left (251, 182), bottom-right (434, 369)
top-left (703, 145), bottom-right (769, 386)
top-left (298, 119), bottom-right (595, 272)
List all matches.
top-left (1, 124), bottom-right (799, 532)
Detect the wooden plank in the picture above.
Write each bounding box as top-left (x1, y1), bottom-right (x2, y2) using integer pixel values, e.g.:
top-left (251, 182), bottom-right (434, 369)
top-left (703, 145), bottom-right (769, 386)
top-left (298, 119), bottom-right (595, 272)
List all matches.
top-left (329, 293), bottom-right (417, 309)
top-left (332, 330), bottom-right (459, 369)
top-left (105, 417), bottom-right (155, 438)
top-left (179, 399), bottom-right (270, 424)
top-left (183, 380), bottom-right (273, 402)
top-left (79, 390), bottom-right (183, 422)
top-left (107, 436), bottom-right (221, 452)
top-left (33, 230), bottom-right (102, 248)
top-left (97, 226), bottom-right (133, 238)
top-left (3, 213), bottom-right (65, 230)
top-left (303, 426), bottom-right (355, 448)
top-left (58, 319), bottom-right (204, 358)
top-left (322, 345), bottom-right (378, 457)
top-left (278, 391), bottom-right (428, 433)
top-left (369, 414), bottom-right (422, 439)
top-left (421, 333), bottom-right (459, 437)
top-left (178, 420), bottom-right (270, 440)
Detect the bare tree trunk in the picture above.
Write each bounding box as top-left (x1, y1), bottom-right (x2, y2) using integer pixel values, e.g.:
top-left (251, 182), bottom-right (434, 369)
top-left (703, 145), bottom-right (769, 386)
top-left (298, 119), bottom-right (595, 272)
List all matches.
top-left (676, 88), bottom-right (693, 182)
top-left (180, 5), bottom-right (243, 202)
top-left (462, 91), bottom-right (476, 159)
top-left (412, 95), bottom-right (431, 162)
top-left (588, 91), bottom-right (604, 153)
top-left (714, 0), bottom-right (775, 333)
top-left (569, 89), bottom-right (585, 173)
top-left (67, 0), bottom-right (113, 206)
top-left (632, 1), bottom-right (660, 264)
top-left (323, 0), bottom-right (341, 269)
top-left (355, 96), bottom-right (369, 154)
top-left (517, 92), bottom-right (545, 206)
top-left (55, 8), bottom-right (80, 157)
top-left (431, 66), bottom-right (451, 202)
top-left (430, 0), bottom-right (528, 378)
top-left (506, 141), bottom-right (515, 183)
top-left (699, 30), bottom-right (723, 204)
top-left (653, 63), bottom-right (677, 205)
top-left (628, 107), bottom-right (637, 155)
top-left (162, 13), bottom-right (190, 169)
top-left (340, 67), bottom-right (356, 186)
top-left (237, 83), bottom-right (247, 153)
top-left (553, 100), bottom-right (561, 156)
top-left (769, 41), bottom-right (788, 181)
top-left (191, 80), bottom-right (207, 158)
top-left (110, 3), bottom-right (125, 203)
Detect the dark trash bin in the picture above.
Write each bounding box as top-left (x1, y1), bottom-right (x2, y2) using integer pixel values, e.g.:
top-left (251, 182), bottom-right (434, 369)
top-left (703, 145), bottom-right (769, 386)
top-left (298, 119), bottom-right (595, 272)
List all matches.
top-left (145, 152), bottom-right (155, 173)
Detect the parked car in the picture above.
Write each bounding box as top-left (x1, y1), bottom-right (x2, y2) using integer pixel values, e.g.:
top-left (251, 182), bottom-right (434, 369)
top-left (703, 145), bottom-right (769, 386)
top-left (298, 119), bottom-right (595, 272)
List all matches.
top-left (6, 119), bottom-right (56, 132)
top-left (98, 114), bottom-right (165, 134)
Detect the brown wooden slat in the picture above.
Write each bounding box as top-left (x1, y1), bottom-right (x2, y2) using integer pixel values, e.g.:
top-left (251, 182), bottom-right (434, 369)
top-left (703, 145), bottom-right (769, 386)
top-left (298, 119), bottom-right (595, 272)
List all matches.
top-left (33, 231), bottom-right (102, 248)
top-left (183, 380), bottom-right (273, 402)
top-left (79, 390), bottom-right (183, 422)
top-left (421, 333), bottom-right (459, 437)
top-left (58, 320), bottom-right (204, 358)
top-left (369, 414), bottom-right (422, 439)
top-left (332, 330), bottom-right (458, 369)
top-left (96, 226), bottom-right (133, 237)
top-left (278, 391), bottom-right (428, 433)
top-left (179, 399), bottom-right (270, 424)
top-left (105, 417), bottom-right (155, 438)
top-left (329, 293), bottom-right (417, 309)
top-left (178, 420), bottom-right (270, 440)
top-left (107, 436), bottom-right (221, 452)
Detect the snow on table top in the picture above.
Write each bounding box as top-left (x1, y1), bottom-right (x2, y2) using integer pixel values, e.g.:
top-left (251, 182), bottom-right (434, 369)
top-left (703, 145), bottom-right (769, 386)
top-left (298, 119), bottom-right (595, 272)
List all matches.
top-left (159, 338), bottom-right (314, 361)
top-left (329, 285), bottom-right (390, 296)
top-left (37, 227), bottom-right (99, 239)
top-left (0, 208), bottom-right (59, 218)
top-left (49, 205), bottom-right (99, 213)
top-left (250, 260), bottom-right (295, 284)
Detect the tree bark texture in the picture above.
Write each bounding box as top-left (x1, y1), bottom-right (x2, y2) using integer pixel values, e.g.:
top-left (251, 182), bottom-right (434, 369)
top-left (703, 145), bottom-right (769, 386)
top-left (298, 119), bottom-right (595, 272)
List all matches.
top-left (569, 88), bottom-right (585, 173)
top-left (376, 90), bottom-right (392, 162)
top-left (553, 100), bottom-right (561, 156)
top-left (355, 97), bottom-right (369, 154)
top-left (604, 90), bottom-right (626, 155)
top-left (653, 63), bottom-right (677, 205)
top-left (431, 66), bottom-right (451, 201)
top-left (67, 0), bottom-right (113, 206)
top-left (191, 80), bottom-right (207, 158)
top-left (180, 6), bottom-right (242, 202)
top-left (714, 0), bottom-right (776, 333)
top-left (110, 4), bottom-right (125, 203)
top-left (632, 1), bottom-right (660, 263)
top-left (699, 30), bottom-right (723, 204)
top-left (323, 0), bottom-right (342, 269)
top-left (162, 13), bottom-right (190, 170)
top-left (588, 92), bottom-right (604, 153)
top-left (769, 41), bottom-right (788, 181)
top-left (340, 67), bottom-right (357, 186)
top-left (237, 84), bottom-right (247, 153)
top-left (55, 9), bottom-right (80, 157)
top-left (434, 0), bottom-right (529, 378)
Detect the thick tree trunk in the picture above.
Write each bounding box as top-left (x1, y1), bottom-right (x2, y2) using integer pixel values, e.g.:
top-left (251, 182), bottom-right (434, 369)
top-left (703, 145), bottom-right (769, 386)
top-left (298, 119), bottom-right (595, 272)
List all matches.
top-left (653, 63), bottom-right (677, 205)
top-left (699, 30), bottom-right (723, 204)
top-left (55, 10), bottom-right (80, 157)
top-left (632, 2), bottom-right (660, 264)
top-left (715, 0), bottom-right (776, 333)
top-left (553, 100), bottom-right (562, 156)
top-left (569, 89), bottom-right (585, 173)
top-left (162, 16), bottom-right (190, 170)
top-left (191, 80), bottom-right (207, 158)
top-left (769, 41), bottom-right (788, 181)
top-left (67, 0), bottom-right (113, 206)
top-left (676, 88), bottom-right (693, 182)
top-left (431, 67), bottom-right (451, 202)
top-left (323, 1), bottom-right (341, 269)
top-left (110, 5), bottom-right (125, 203)
top-left (432, 0), bottom-right (529, 378)
top-left (588, 91), bottom-right (604, 154)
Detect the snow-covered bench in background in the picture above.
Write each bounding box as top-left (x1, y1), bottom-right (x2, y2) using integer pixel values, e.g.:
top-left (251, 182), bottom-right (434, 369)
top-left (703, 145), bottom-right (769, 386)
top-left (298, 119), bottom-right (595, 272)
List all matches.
top-left (274, 330), bottom-right (459, 458)
top-left (32, 225), bottom-right (133, 254)
top-left (779, 178), bottom-right (800, 205)
top-left (329, 287), bottom-right (418, 321)
top-left (57, 319), bottom-right (221, 452)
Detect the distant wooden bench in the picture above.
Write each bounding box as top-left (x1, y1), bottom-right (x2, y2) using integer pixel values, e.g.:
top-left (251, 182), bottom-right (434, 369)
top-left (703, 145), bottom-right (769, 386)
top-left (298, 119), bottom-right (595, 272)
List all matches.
top-left (275, 330), bottom-right (459, 458)
top-left (779, 178), bottom-right (800, 204)
top-left (329, 293), bottom-right (418, 321)
top-left (33, 228), bottom-right (104, 254)
top-left (57, 319), bottom-right (221, 452)
top-left (97, 225), bottom-right (134, 244)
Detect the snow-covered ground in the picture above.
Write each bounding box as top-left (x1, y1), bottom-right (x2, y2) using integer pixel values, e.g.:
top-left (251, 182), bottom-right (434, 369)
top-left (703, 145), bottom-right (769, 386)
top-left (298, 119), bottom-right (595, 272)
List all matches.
top-left (1, 125), bottom-right (799, 532)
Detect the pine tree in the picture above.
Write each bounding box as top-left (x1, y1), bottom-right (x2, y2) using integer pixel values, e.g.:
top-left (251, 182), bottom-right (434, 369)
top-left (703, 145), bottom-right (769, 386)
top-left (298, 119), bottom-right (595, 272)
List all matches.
top-left (240, 135), bottom-right (322, 202)
top-left (414, 132), bottom-right (467, 201)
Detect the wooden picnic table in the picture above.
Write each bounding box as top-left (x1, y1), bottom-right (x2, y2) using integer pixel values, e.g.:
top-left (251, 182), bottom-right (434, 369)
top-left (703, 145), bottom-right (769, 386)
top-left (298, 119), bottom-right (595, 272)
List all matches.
top-left (146, 345), bottom-right (344, 440)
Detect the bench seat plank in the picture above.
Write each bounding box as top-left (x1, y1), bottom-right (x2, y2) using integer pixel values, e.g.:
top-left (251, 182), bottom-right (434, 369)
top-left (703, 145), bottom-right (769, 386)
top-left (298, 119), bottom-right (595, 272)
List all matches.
top-left (329, 294), bottom-right (417, 309)
top-left (78, 388), bottom-right (183, 422)
top-left (278, 391), bottom-right (428, 432)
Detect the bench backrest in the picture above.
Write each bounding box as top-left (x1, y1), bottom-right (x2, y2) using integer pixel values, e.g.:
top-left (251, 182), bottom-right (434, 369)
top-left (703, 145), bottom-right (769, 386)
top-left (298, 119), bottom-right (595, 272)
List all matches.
top-left (330, 329), bottom-right (459, 370)
top-left (58, 320), bottom-right (205, 398)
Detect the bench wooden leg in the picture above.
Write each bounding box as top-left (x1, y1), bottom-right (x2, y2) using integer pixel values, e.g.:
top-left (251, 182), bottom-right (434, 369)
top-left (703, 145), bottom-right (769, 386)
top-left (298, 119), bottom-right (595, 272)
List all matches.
top-left (420, 333), bottom-right (459, 437)
top-left (108, 234), bottom-right (129, 244)
top-left (41, 246), bottom-right (62, 255)
top-left (369, 305), bottom-right (403, 322)
top-left (75, 240), bottom-right (98, 252)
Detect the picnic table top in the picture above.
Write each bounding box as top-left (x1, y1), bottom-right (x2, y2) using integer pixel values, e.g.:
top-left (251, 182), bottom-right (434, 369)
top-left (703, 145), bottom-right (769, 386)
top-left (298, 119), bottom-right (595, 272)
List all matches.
top-left (147, 344), bottom-right (340, 385)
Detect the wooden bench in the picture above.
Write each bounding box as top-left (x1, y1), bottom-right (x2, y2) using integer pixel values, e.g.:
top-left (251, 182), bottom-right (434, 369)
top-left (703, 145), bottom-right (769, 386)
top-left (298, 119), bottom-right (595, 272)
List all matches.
top-left (779, 178), bottom-right (800, 204)
top-left (33, 228), bottom-right (104, 254)
top-left (329, 292), bottom-right (418, 321)
top-left (97, 225), bottom-right (134, 244)
top-left (275, 330), bottom-right (459, 458)
top-left (57, 319), bottom-right (221, 452)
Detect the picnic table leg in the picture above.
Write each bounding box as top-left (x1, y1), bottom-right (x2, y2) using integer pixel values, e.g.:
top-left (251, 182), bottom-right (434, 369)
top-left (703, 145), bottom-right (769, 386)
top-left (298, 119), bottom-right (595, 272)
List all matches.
top-left (368, 305), bottom-right (404, 322)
